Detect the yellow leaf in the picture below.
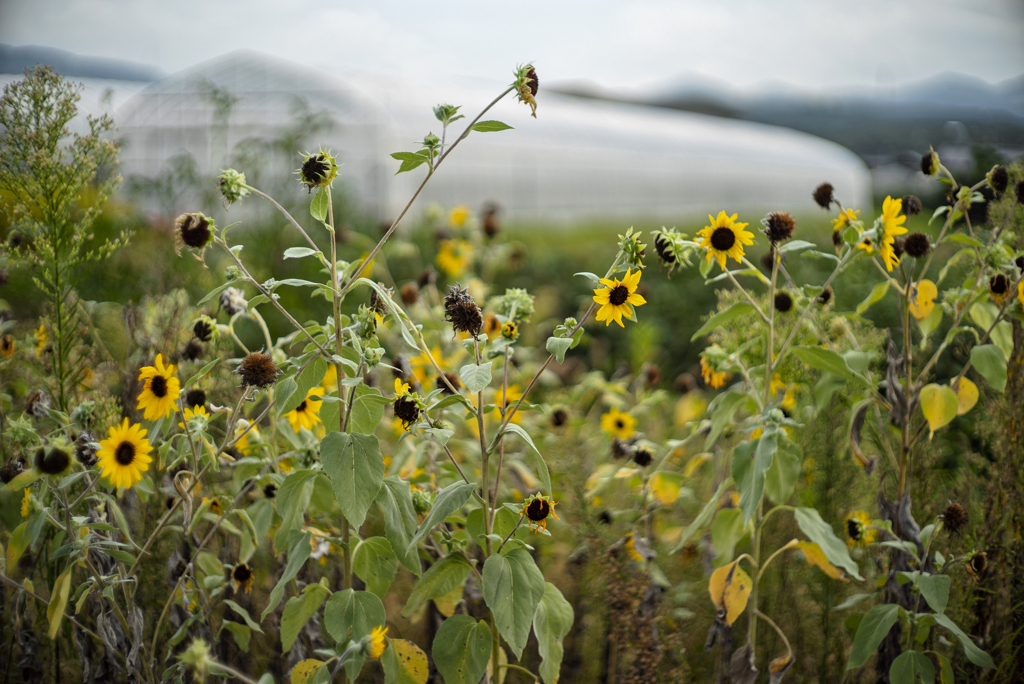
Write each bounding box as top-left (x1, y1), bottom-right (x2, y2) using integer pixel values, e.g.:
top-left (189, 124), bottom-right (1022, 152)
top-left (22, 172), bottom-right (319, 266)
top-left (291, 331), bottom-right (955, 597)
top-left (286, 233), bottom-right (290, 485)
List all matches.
top-left (650, 472), bottom-right (682, 505)
top-left (920, 383), bottom-right (958, 437)
top-left (486, 645), bottom-right (508, 684)
top-left (389, 639), bottom-right (430, 684)
top-left (708, 561), bottom-right (753, 625)
top-left (674, 391), bottom-right (707, 426)
top-left (951, 377), bottom-right (978, 415)
top-left (47, 567), bottom-right (73, 639)
top-left (682, 452), bottom-right (712, 478)
top-left (909, 279), bottom-right (938, 320)
top-left (796, 541), bottom-right (848, 581)
top-left (613, 467), bottom-right (640, 479)
top-left (291, 660), bottom-right (326, 684)
top-left (432, 583), bottom-right (464, 618)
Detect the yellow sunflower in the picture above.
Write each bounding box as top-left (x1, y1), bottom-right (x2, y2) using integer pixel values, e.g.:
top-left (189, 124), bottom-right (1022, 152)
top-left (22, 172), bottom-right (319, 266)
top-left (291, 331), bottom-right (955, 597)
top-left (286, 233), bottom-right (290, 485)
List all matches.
top-left (178, 405), bottom-right (210, 430)
top-left (845, 510), bottom-right (877, 548)
top-left (394, 378), bottom-right (410, 396)
top-left (286, 387), bottom-right (324, 433)
top-left (0, 334), bottom-right (14, 360)
top-left (436, 239), bottom-right (473, 277)
top-left (831, 208), bottom-right (860, 232)
top-left (700, 355), bottom-right (730, 390)
top-left (697, 211), bottom-right (755, 269)
top-left (137, 354), bottom-right (181, 420)
top-left (593, 268), bottom-right (646, 327)
top-left (34, 325), bottom-right (47, 358)
top-left (234, 420), bottom-right (260, 455)
top-left (320, 364), bottom-right (338, 392)
top-left (96, 418), bottom-right (154, 490)
top-left (367, 625), bottom-right (388, 659)
top-left (601, 407), bottom-right (636, 440)
top-left (856, 237), bottom-right (874, 254)
top-left (879, 196), bottom-right (907, 272)
top-left (448, 205), bottom-right (471, 228)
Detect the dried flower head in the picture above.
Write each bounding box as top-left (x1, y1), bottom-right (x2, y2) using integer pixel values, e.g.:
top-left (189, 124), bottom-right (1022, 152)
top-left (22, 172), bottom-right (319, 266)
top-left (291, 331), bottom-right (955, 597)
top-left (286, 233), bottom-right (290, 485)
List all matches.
top-left (832, 229), bottom-right (843, 251)
top-left (902, 194), bottom-right (923, 216)
top-left (193, 316), bottom-right (216, 342)
top-left (941, 502), bottom-right (968, 535)
top-left (0, 458), bottom-right (24, 484)
top-left (25, 389), bottom-right (51, 418)
top-left (296, 149), bottom-right (339, 193)
top-left (174, 212), bottom-right (215, 254)
top-left (550, 407), bottom-right (568, 428)
top-left (921, 148), bottom-right (940, 177)
top-left (514, 64), bottom-right (539, 118)
top-left (437, 372), bottom-right (461, 395)
top-left (522, 493), bottom-right (559, 533)
top-left (400, 282), bottom-right (419, 306)
top-left (185, 388), bottom-right (207, 411)
top-left (35, 446), bottom-right (70, 475)
top-left (817, 286), bottom-right (833, 305)
top-left (654, 233), bottom-right (676, 264)
top-left (482, 202), bottom-right (501, 239)
top-left (181, 338), bottom-right (204, 361)
top-left (903, 232), bottom-right (930, 258)
top-left (892, 237), bottom-right (905, 259)
top-left (75, 430), bottom-right (99, 467)
top-left (217, 168), bottom-right (249, 205)
top-left (967, 551), bottom-right (987, 580)
top-left (813, 182), bottom-right (834, 209)
top-left (220, 287), bottom-right (247, 316)
top-left (417, 268), bottom-right (437, 288)
top-left (236, 352), bottom-right (278, 390)
top-left (443, 284), bottom-right (483, 336)
top-left (642, 362), bottom-right (661, 389)
top-left (762, 211), bottom-right (796, 244)
top-left (774, 291), bottom-right (793, 313)
top-left (987, 165), bottom-right (1008, 196)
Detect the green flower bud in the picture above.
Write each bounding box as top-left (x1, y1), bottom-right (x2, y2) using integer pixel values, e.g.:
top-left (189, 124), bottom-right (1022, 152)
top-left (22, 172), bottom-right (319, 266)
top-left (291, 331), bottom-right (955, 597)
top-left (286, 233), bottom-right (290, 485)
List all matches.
top-left (217, 168), bottom-right (249, 205)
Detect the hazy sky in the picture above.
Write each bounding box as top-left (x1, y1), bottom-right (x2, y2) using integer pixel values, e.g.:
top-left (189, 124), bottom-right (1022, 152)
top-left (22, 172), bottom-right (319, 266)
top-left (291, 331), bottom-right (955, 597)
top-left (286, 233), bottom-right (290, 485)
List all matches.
top-left (2, 0), bottom-right (1023, 93)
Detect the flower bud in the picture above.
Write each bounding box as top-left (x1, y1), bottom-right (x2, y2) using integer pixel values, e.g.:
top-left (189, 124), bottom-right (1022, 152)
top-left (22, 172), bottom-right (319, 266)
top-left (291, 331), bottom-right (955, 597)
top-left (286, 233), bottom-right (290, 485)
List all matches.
top-left (217, 168), bottom-right (249, 205)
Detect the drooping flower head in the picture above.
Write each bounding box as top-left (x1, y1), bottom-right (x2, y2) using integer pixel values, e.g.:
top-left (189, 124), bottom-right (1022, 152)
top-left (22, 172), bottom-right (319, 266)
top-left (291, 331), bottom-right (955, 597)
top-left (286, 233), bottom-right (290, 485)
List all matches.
top-left (137, 354), bottom-right (181, 420)
top-left (593, 268), bottom-right (646, 328)
top-left (601, 407), bottom-right (636, 440)
top-left (366, 626), bottom-right (388, 660)
top-left (97, 418), bottom-right (154, 490)
top-left (521, 493), bottom-right (560, 533)
top-left (879, 196), bottom-right (908, 272)
top-left (697, 211), bottom-right (754, 269)
top-left (813, 182), bottom-right (834, 209)
top-left (845, 510), bottom-right (876, 548)
top-left (174, 212), bottom-right (215, 255)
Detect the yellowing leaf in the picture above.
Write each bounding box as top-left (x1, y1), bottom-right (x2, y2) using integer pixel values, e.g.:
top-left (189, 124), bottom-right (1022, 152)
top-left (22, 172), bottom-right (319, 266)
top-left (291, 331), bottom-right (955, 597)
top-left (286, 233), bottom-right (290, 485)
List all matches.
top-left (708, 561), bottom-right (753, 625)
top-left (796, 541), bottom-right (847, 581)
top-left (674, 392), bottom-right (707, 426)
top-left (683, 452), bottom-right (712, 478)
top-left (909, 279), bottom-right (938, 320)
top-left (920, 383), bottom-right (958, 437)
top-left (650, 472), bottom-right (682, 505)
top-left (951, 377), bottom-right (978, 415)
top-left (291, 659), bottom-right (326, 684)
top-left (432, 583), bottom-right (465, 618)
top-left (47, 567), bottom-right (73, 639)
top-left (389, 639), bottom-right (430, 684)
top-left (613, 467), bottom-right (640, 479)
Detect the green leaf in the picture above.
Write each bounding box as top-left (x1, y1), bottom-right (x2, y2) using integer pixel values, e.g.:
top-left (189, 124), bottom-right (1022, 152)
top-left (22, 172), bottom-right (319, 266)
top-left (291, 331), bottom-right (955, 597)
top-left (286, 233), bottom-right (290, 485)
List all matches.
top-left (946, 233), bottom-right (983, 248)
top-left (274, 470), bottom-right (317, 553)
top-left (846, 604), bottom-right (900, 669)
top-left (970, 344), bottom-right (1007, 392)
top-left (794, 507), bottom-right (863, 580)
top-left (283, 247), bottom-right (320, 260)
top-left (390, 151), bottom-right (430, 162)
top-left (930, 651), bottom-right (954, 684)
top-left (221, 621), bottom-right (251, 652)
top-left (471, 120), bottom-right (513, 132)
top-left (376, 476), bottom-right (422, 575)
top-left (912, 573), bottom-right (950, 614)
top-left (671, 478), bottom-right (732, 553)
top-left (482, 548), bottom-right (546, 659)
top-left (432, 616), bottom-right (491, 684)
top-left (263, 530), bottom-right (313, 620)
top-left (546, 336), bottom-right (573, 363)
top-left (46, 566), bottom-right (73, 639)
top-left (402, 553), bottom-right (472, 618)
top-left (705, 391), bottom-right (757, 449)
top-left (281, 583), bottom-right (330, 652)
top-left (310, 187), bottom-right (328, 222)
top-left (933, 613), bottom-right (995, 668)
top-left (321, 432), bottom-right (385, 529)
top-left (534, 583), bottom-right (574, 684)
top-left (790, 346), bottom-right (873, 389)
top-left (832, 593), bottom-right (876, 612)
top-left (459, 362), bottom-right (492, 394)
top-left (764, 437), bottom-right (802, 505)
top-left (731, 432), bottom-right (776, 524)
top-left (890, 650), bottom-right (935, 684)
top-left (498, 423), bottom-right (551, 494)
top-left (280, 357), bottom-right (329, 415)
top-left (710, 507), bottom-right (746, 565)
top-left (857, 281), bottom-right (890, 315)
top-left (223, 600), bottom-right (264, 633)
top-left (353, 537), bottom-right (398, 598)
top-left (324, 589), bottom-right (385, 680)
top-left (407, 481), bottom-right (477, 555)
top-left (691, 302), bottom-right (755, 341)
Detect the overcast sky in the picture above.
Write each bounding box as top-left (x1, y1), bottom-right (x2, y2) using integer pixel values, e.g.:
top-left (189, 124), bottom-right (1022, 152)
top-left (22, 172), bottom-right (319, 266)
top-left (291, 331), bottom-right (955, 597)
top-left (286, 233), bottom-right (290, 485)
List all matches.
top-left (2, 0), bottom-right (1023, 93)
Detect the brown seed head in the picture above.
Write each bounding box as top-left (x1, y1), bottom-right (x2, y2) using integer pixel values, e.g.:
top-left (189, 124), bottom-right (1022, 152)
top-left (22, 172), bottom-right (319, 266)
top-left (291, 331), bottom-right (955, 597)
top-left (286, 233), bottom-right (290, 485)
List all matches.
top-left (632, 445), bottom-right (654, 467)
top-left (901, 195), bottom-right (923, 216)
top-left (763, 211), bottom-right (796, 244)
top-left (817, 286), bottom-right (833, 305)
top-left (35, 447), bottom-right (70, 475)
top-left (393, 396), bottom-right (420, 425)
top-left (774, 291), bottom-right (793, 313)
top-left (813, 182), bottom-right (834, 209)
top-left (237, 352), bottom-right (279, 388)
top-left (443, 284), bottom-right (483, 336)
top-left (989, 166), bottom-right (1008, 196)
top-left (903, 232), bottom-right (930, 258)
top-left (181, 338), bottom-right (204, 361)
top-left (941, 502), bottom-right (968, 535)
top-left (0, 459), bottom-right (24, 484)
top-left (990, 273), bottom-right (1009, 295)
top-left (400, 282), bottom-right (419, 306)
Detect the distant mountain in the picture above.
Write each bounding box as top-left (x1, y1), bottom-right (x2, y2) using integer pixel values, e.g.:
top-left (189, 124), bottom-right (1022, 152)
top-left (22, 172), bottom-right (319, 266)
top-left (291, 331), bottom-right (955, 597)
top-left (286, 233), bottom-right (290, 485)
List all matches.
top-left (0, 44), bottom-right (163, 82)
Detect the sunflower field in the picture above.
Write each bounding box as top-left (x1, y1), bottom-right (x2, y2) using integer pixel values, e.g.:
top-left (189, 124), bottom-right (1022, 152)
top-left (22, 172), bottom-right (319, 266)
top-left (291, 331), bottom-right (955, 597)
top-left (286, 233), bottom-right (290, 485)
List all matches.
top-left (2, 63), bottom-right (1024, 684)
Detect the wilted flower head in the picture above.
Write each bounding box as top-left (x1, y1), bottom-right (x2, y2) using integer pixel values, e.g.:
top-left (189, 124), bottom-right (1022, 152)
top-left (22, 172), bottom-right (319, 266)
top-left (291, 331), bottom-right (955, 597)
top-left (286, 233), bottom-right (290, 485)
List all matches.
top-left (75, 431), bottom-right (99, 467)
top-left (174, 212), bottom-right (215, 255)
top-left (0, 458), bottom-right (24, 484)
top-left (941, 502), bottom-right (968, 535)
top-left (400, 282), bottom-right (419, 306)
top-left (762, 211), bottom-right (796, 244)
top-left (220, 287), bottom-right (247, 316)
top-left (967, 551), bottom-right (987, 580)
top-left (25, 389), bottom-right (51, 418)
top-left (813, 182), bottom-right (834, 209)
top-left (514, 64), bottom-right (539, 118)
top-left (181, 338), bottom-right (204, 362)
top-left (296, 148), bottom-right (339, 193)
top-left (987, 165), bottom-right (1008, 196)
top-left (192, 316), bottom-right (216, 342)
top-left (521, 493), bottom-right (559, 533)
top-left (817, 286), bottom-right (833, 305)
top-left (0, 334), bottom-right (13, 359)
top-left (443, 284), bottom-right (483, 336)
top-left (217, 168), bottom-right (249, 205)
top-left (232, 562), bottom-right (254, 593)
top-left (236, 352), bottom-right (279, 389)
top-left (903, 232), bottom-right (930, 258)
top-left (631, 444), bottom-right (654, 467)
top-left (774, 291), bottom-right (793, 313)
top-left (901, 194), bottom-right (923, 216)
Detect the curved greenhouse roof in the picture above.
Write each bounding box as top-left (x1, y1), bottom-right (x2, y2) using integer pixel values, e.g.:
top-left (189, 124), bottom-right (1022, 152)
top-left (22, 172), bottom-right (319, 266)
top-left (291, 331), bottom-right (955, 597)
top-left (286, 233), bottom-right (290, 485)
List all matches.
top-left (115, 51), bottom-right (871, 223)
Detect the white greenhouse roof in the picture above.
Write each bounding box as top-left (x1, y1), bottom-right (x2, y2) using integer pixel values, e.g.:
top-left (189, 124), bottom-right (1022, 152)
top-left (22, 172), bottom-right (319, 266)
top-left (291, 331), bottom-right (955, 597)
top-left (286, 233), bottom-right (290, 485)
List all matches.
top-left (113, 51), bottom-right (872, 223)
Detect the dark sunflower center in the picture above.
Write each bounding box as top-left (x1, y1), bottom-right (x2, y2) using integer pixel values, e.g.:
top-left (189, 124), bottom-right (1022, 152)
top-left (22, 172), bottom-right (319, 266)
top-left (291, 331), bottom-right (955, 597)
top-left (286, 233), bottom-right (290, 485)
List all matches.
top-left (846, 519), bottom-right (861, 541)
top-left (295, 400), bottom-right (307, 413)
top-left (615, 419), bottom-right (625, 429)
top-left (608, 285), bottom-right (629, 306)
top-left (526, 499), bottom-right (550, 521)
top-left (115, 441), bottom-right (136, 466)
top-left (150, 375), bottom-right (168, 398)
top-left (233, 564), bottom-right (252, 581)
top-left (302, 155), bottom-right (328, 184)
top-left (991, 275), bottom-right (1008, 294)
top-left (710, 227), bottom-right (736, 251)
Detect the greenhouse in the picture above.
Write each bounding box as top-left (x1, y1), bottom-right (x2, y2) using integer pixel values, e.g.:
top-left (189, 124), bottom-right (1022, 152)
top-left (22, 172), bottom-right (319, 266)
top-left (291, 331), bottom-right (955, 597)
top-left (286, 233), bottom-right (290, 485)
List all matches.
top-left (114, 51), bottom-right (872, 223)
